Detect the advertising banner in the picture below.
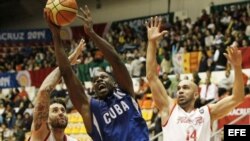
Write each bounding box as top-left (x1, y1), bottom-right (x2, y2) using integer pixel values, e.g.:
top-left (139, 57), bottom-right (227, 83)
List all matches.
top-left (0, 72), bottom-right (19, 88)
top-left (0, 29), bottom-right (52, 43)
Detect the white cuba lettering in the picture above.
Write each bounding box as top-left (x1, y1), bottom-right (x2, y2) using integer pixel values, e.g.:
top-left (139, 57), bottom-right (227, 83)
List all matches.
top-left (103, 113), bottom-right (111, 124)
top-left (114, 104), bottom-right (123, 115)
top-left (109, 108), bottom-right (117, 119)
top-left (121, 101), bottom-right (129, 111)
top-left (103, 100), bottom-right (130, 124)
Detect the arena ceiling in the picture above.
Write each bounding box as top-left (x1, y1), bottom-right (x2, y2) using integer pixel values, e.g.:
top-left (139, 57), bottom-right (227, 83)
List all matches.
top-left (0, 0), bottom-right (45, 20)
top-left (0, 0), bottom-right (100, 21)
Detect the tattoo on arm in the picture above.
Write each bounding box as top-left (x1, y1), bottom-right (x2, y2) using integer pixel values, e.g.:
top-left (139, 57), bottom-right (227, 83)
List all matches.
top-left (33, 90), bottom-right (50, 131)
top-left (32, 66), bottom-right (61, 131)
top-left (45, 86), bottom-right (54, 95)
top-left (33, 102), bottom-right (49, 131)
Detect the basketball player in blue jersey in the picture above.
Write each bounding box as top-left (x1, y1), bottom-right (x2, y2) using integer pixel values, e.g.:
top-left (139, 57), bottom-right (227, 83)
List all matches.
top-left (45, 4), bottom-right (149, 141)
top-left (29, 38), bottom-right (85, 141)
top-left (146, 17), bottom-right (244, 141)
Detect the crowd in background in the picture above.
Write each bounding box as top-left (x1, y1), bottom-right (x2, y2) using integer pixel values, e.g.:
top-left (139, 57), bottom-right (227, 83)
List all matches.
top-left (0, 2), bottom-right (250, 141)
top-left (0, 3), bottom-right (249, 75)
top-left (0, 87), bottom-right (32, 140)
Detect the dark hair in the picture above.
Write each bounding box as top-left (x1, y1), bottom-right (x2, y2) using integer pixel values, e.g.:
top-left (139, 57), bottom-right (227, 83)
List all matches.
top-left (50, 98), bottom-right (66, 109)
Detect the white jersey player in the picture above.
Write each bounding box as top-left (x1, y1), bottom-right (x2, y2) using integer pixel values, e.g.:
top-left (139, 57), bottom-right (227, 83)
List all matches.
top-left (162, 104), bottom-right (211, 141)
top-left (146, 16), bottom-right (245, 141)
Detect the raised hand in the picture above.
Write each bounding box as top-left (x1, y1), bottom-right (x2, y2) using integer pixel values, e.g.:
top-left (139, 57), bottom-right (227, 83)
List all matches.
top-left (77, 5), bottom-right (94, 35)
top-left (223, 42), bottom-right (242, 68)
top-left (44, 9), bottom-right (61, 36)
top-left (70, 39), bottom-right (86, 65)
top-left (146, 16), bottom-right (168, 42)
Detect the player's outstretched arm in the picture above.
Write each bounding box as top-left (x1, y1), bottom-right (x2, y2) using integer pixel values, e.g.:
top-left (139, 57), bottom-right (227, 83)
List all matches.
top-left (31, 39), bottom-right (85, 139)
top-left (209, 43), bottom-right (245, 121)
top-left (146, 17), bottom-right (174, 121)
top-left (77, 5), bottom-right (134, 97)
top-left (44, 11), bottom-right (93, 133)
top-left (31, 67), bottom-right (60, 140)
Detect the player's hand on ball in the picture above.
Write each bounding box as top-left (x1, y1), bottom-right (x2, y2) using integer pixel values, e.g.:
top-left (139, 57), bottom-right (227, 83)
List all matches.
top-left (44, 9), bottom-right (61, 36)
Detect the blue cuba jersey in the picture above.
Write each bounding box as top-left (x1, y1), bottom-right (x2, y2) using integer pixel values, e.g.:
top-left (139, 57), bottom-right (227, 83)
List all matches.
top-left (88, 88), bottom-right (149, 141)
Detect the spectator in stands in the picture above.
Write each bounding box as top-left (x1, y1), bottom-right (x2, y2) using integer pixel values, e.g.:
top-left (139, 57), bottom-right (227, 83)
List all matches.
top-left (161, 73), bottom-right (172, 89)
top-left (200, 9), bottom-right (210, 24)
top-left (17, 95), bottom-right (32, 115)
top-left (24, 103), bottom-right (33, 116)
top-left (1, 123), bottom-right (14, 140)
top-left (200, 72), bottom-right (218, 104)
top-left (13, 124), bottom-right (25, 141)
top-left (136, 77), bottom-right (150, 99)
top-left (131, 50), bottom-right (143, 77)
top-left (28, 35), bottom-right (84, 140)
top-left (87, 50), bottom-right (111, 78)
top-left (220, 11), bottom-right (232, 27)
top-left (1, 0), bottom-right (249, 77)
top-left (17, 86), bottom-right (28, 100)
top-left (199, 50), bottom-right (212, 72)
top-left (124, 55), bottom-right (133, 76)
top-left (84, 52), bottom-right (93, 64)
top-left (51, 83), bottom-right (67, 98)
top-left (5, 62), bottom-right (15, 72)
top-left (160, 51), bottom-right (172, 74)
top-left (245, 20), bottom-right (250, 37)
top-left (242, 39), bottom-right (249, 47)
top-left (5, 88), bottom-right (18, 105)
top-left (213, 43), bottom-right (227, 71)
top-left (174, 16), bottom-right (182, 29)
top-left (0, 58), bottom-right (5, 72)
top-left (140, 56), bottom-right (147, 76)
top-left (169, 73), bottom-right (180, 98)
top-left (146, 16), bottom-right (244, 141)
top-left (15, 114), bottom-right (24, 129)
top-left (160, 72), bottom-right (172, 97)
top-left (217, 69), bottom-right (234, 90)
top-left (0, 101), bottom-right (4, 124)
top-left (192, 71), bottom-right (201, 86)
top-left (4, 111), bottom-right (16, 129)
top-left (2, 104), bottom-right (16, 129)
top-left (0, 89), bottom-right (6, 101)
top-left (22, 112), bottom-right (32, 132)
top-left (213, 31), bottom-right (224, 45)
top-left (64, 91), bottom-right (74, 113)
top-left (48, 5), bottom-right (150, 141)
top-left (204, 30), bottom-right (214, 47)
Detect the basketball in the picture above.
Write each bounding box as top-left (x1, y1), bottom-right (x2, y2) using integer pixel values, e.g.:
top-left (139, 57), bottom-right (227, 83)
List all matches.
top-left (45, 0), bottom-right (78, 26)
